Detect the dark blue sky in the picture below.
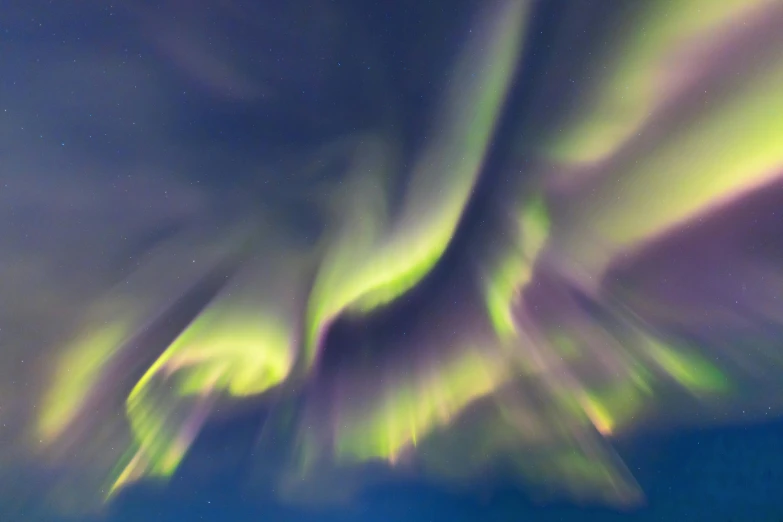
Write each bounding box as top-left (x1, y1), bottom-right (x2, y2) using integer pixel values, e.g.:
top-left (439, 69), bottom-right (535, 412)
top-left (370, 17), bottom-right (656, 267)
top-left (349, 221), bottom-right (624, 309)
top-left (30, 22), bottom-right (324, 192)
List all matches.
top-left (91, 418), bottom-right (782, 522)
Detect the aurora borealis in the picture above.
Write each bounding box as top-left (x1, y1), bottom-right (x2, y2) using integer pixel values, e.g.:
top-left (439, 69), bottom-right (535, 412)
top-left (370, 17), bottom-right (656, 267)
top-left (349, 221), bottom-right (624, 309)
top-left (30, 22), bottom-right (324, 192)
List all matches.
top-left (2, 0), bottom-right (783, 519)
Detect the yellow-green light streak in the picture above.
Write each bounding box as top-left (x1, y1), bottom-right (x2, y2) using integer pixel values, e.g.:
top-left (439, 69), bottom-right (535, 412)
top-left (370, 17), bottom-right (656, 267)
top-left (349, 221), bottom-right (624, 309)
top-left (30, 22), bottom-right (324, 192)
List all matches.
top-left (485, 195), bottom-right (550, 339)
top-left (329, 349), bottom-right (511, 464)
top-left (548, 0), bottom-right (777, 165)
top-left (305, 0), bottom-right (530, 367)
top-left (38, 232), bottom-right (246, 444)
top-left (558, 53), bottom-right (783, 277)
top-left (111, 250), bottom-right (303, 492)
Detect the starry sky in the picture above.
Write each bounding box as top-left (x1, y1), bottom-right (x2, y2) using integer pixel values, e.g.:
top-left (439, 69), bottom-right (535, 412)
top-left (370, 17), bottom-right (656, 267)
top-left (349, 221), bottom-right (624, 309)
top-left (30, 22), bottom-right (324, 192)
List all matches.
top-left (2, 1), bottom-right (783, 521)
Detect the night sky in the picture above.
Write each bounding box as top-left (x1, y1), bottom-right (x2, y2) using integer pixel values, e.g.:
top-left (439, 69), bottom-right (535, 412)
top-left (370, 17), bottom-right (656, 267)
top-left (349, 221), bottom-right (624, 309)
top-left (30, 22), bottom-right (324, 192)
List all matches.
top-left (2, 1), bottom-right (783, 521)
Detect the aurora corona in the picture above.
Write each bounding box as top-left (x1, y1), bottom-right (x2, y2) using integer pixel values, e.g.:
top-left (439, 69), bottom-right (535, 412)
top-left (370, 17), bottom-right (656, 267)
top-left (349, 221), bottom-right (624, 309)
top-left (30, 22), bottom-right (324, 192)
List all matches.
top-left (2, 0), bottom-right (783, 516)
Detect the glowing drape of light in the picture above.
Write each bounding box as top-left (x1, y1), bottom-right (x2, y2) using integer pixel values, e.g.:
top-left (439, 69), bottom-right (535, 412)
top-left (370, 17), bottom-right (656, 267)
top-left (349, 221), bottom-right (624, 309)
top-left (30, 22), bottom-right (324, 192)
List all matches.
top-left (548, 0), bottom-right (779, 166)
top-left (304, 0), bottom-right (530, 367)
top-left (38, 229), bottom-right (250, 445)
top-left (109, 244), bottom-right (305, 493)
